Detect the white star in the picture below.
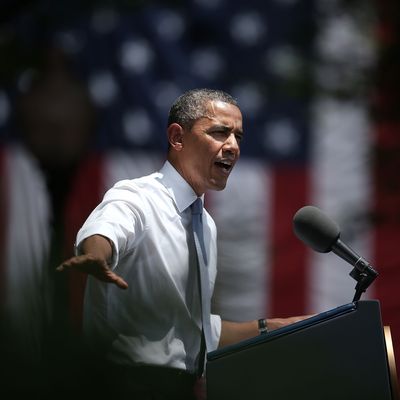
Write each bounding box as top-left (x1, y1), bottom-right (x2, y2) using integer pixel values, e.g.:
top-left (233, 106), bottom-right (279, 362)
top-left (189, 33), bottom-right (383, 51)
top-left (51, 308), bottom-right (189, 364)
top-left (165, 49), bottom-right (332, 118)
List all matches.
top-left (120, 39), bottom-right (155, 74)
top-left (190, 47), bottom-right (224, 80)
top-left (263, 119), bottom-right (300, 156)
top-left (230, 12), bottom-right (267, 46)
top-left (265, 46), bottom-right (303, 79)
top-left (153, 81), bottom-right (181, 113)
top-left (230, 82), bottom-right (265, 116)
top-left (155, 10), bottom-right (185, 41)
top-left (88, 71), bottom-right (119, 107)
top-left (53, 29), bottom-right (86, 54)
top-left (123, 108), bottom-right (153, 145)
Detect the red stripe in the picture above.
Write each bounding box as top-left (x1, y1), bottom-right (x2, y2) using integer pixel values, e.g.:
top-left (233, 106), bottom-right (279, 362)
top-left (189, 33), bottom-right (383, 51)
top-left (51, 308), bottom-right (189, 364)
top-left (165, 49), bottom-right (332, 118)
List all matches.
top-left (373, 122), bottom-right (400, 383)
top-left (372, 0), bottom-right (400, 382)
top-left (269, 165), bottom-right (310, 317)
top-left (0, 146), bottom-right (8, 308)
top-left (63, 152), bottom-right (105, 334)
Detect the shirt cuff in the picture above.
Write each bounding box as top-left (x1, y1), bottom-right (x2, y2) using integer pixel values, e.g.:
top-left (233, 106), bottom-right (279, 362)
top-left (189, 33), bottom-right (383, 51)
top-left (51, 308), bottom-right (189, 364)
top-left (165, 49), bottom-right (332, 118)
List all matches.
top-left (210, 313), bottom-right (222, 352)
top-left (75, 223), bottom-right (119, 269)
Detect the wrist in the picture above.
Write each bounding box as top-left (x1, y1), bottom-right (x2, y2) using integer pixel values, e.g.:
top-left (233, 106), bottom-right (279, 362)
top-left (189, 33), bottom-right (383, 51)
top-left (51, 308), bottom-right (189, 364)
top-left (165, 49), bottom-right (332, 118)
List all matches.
top-left (258, 318), bottom-right (268, 335)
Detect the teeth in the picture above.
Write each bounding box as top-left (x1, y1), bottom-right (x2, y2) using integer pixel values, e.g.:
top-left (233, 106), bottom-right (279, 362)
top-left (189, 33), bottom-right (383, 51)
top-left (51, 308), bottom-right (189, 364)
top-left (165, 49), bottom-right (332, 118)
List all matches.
top-left (216, 161), bottom-right (231, 171)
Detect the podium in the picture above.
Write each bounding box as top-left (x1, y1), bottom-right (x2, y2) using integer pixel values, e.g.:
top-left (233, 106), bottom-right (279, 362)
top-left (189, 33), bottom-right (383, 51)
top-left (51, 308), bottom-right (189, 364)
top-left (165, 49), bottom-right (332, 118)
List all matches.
top-left (206, 300), bottom-right (398, 400)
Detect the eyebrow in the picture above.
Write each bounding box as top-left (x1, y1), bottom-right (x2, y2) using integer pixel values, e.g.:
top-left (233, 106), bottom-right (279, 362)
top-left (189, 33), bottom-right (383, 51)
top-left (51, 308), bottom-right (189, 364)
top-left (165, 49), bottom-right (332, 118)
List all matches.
top-left (207, 124), bottom-right (244, 136)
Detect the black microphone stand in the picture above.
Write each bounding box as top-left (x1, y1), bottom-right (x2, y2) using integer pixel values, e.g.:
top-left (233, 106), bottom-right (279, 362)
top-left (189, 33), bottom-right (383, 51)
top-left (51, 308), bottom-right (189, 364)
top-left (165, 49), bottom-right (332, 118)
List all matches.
top-left (349, 259), bottom-right (379, 302)
top-left (330, 240), bottom-right (379, 301)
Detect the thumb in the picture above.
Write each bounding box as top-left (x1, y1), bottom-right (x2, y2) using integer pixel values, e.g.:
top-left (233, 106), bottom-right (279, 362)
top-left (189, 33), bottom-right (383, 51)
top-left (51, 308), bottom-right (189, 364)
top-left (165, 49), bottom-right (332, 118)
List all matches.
top-left (114, 276), bottom-right (129, 290)
top-left (104, 269), bottom-right (129, 290)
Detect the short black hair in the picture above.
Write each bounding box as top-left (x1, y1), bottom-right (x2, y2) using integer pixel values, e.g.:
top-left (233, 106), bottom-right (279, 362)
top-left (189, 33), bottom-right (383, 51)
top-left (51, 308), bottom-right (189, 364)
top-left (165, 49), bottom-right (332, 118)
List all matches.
top-left (167, 88), bottom-right (238, 130)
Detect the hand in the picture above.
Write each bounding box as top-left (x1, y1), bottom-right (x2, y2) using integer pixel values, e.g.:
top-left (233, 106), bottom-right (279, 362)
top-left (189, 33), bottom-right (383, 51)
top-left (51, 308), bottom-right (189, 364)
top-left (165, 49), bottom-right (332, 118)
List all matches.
top-left (57, 254), bottom-right (128, 289)
top-left (267, 315), bottom-right (315, 331)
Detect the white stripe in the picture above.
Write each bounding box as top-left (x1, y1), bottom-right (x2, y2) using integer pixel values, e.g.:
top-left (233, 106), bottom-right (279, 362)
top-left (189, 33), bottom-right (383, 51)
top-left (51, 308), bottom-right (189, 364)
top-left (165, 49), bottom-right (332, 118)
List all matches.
top-left (309, 97), bottom-right (373, 313)
top-left (4, 145), bottom-right (52, 360)
top-left (210, 158), bottom-right (272, 321)
top-left (103, 149), bottom-right (163, 190)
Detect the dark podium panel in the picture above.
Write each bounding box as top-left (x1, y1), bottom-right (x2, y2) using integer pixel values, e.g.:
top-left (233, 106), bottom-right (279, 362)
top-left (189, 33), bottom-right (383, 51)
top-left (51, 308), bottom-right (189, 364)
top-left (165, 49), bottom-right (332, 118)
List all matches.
top-left (206, 301), bottom-right (395, 400)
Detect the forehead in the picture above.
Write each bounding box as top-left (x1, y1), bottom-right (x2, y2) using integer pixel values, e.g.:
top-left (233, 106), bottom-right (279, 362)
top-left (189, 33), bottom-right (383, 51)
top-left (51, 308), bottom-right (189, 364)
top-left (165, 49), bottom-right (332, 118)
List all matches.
top-left (201, 100), bottom-right (243, 125)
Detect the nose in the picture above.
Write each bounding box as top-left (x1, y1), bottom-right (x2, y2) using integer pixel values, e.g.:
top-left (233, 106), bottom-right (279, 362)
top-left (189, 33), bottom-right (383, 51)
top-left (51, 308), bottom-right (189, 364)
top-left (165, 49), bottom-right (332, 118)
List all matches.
top-left (223, 133), bottom-right (240, 155)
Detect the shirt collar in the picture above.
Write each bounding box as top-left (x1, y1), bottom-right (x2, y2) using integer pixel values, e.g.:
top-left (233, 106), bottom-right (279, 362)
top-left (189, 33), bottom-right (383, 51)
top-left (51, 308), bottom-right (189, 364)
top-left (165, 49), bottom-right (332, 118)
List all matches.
top-left (158, 161), bottom-right (203, 213)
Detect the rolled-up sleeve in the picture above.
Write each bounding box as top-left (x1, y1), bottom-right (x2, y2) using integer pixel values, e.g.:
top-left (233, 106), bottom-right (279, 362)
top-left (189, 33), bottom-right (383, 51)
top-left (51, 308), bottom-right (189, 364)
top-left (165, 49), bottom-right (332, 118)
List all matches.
top-left (75, 221), bottom-right (120, 268)
top-left (74, 182), bottom-right (146, 269)
top-left (210, 313), bottom-right (222, 351)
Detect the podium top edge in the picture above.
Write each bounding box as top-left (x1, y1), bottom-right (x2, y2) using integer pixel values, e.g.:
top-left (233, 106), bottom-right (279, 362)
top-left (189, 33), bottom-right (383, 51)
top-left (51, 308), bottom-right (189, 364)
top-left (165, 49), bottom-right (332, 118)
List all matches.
top-left (208, 301), bottom-right (363, 362)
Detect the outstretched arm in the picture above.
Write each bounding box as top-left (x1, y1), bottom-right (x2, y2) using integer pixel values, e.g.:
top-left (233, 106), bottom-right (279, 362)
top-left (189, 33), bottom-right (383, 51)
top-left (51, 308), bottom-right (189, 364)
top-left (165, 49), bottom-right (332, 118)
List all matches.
top-left (56, 234), bottom-right (128, 289)
top-left (219, 315), bottom-right (312, 348)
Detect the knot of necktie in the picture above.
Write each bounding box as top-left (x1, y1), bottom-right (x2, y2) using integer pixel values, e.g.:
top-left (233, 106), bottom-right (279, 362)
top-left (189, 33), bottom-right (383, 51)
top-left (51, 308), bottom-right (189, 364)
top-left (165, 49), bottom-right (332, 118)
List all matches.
top-left (191, 198), bottom-right (203, 215)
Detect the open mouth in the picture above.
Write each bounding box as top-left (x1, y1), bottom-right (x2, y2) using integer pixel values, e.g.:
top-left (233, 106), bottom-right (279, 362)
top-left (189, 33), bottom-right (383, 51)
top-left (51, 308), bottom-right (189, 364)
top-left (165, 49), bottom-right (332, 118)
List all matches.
top-left (214, 160), bottom-right (233, 173)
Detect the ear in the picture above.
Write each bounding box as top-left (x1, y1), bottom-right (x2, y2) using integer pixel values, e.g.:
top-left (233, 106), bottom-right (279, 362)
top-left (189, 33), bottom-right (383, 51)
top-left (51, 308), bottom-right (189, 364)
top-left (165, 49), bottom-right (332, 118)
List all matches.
top-left (167, 123), bottom-right (184, 151)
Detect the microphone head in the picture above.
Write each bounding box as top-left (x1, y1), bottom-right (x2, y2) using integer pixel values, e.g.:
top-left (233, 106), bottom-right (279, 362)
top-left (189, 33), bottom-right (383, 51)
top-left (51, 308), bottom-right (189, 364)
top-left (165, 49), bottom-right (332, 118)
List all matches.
top-left (293, 205), bottom-right (340, 253)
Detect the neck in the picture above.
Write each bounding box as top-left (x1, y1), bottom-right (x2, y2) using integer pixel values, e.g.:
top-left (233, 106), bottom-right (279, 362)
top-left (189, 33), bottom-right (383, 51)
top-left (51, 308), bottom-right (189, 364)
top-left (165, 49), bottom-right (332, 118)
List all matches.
top-left (166, 155), bottom-right (203, 197)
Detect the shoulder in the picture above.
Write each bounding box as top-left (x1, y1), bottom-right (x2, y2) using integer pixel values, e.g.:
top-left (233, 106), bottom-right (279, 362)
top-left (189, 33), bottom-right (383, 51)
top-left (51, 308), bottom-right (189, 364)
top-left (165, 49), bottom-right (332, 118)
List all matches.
top-left (102, 172), bottom-right (169, 211)
top-left (106, 171), bottom-right (162, 196)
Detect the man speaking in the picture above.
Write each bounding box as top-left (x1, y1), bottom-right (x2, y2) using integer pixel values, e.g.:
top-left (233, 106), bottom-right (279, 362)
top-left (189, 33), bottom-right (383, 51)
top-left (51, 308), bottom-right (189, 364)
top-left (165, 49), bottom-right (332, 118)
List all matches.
top-left (58, 88), bottom-right (307, 399)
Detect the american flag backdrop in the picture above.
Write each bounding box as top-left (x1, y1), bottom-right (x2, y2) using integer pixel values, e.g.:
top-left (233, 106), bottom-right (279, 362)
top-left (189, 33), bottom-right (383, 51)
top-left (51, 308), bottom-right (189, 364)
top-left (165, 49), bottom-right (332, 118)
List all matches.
top-left (1, 0), bottom-right (400, 386)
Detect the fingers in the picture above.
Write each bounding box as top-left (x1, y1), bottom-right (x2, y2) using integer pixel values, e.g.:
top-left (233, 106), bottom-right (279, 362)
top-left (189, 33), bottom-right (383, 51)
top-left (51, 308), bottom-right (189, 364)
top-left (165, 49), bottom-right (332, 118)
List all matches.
top-left (56, 255), bottom-right (88, 272)
top-left (112, 275), bottom-right (129, 290)
top-left (56, 258), bottom-right (75, 272)
top-left (57, 256), bottom-right (129, 290)
top-left (102, 268), bottom-right (128, 289)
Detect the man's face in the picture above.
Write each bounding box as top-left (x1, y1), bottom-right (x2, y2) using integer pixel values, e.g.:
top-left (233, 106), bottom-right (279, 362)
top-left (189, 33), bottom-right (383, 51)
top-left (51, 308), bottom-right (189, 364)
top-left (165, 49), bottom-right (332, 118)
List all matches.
top-left (178, 100), bottom-right (243, 195)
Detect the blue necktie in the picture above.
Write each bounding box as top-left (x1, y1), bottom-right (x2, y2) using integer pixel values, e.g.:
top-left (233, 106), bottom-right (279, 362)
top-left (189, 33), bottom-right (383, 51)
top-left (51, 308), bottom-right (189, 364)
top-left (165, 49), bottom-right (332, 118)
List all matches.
top-left (191, 198), bottom-right (213, 372)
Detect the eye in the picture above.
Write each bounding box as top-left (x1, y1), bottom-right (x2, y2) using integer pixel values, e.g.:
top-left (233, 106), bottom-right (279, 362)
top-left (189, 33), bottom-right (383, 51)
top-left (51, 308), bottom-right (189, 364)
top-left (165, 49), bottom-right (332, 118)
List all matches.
top-left (207, 128), bottom-right (228, 140)
top-left (235, 133), bottom-right (243, 143)
top-left (216, 130), bottom-right (228, 138)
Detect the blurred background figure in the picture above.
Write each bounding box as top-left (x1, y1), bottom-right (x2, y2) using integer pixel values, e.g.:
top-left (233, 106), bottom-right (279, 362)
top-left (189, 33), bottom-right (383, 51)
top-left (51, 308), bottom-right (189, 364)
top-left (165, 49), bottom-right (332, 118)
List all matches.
top-left (0, 41), bottom-right (161, 396)
top-left (0, 0), bottom-right (399, 393)
top-left (0, 46), bottom-right (101, 396)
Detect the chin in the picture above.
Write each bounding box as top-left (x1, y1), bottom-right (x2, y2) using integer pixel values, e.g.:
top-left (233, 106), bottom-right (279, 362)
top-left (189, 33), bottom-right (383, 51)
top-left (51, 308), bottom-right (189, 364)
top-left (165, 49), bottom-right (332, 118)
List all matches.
top-left (209, 180), bottom-right (228, 192)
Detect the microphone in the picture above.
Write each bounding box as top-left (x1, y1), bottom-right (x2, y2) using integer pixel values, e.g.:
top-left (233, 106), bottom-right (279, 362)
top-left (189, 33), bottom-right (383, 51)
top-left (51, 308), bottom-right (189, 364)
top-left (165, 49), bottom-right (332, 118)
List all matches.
top-left (293, 205), bottom-right (378, 277)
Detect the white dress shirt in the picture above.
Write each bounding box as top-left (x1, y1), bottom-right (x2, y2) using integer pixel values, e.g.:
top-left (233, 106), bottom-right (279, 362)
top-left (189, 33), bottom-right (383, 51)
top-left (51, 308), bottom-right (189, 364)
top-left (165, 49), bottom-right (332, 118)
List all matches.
top-left (76, 161), bottom-right (221, 372)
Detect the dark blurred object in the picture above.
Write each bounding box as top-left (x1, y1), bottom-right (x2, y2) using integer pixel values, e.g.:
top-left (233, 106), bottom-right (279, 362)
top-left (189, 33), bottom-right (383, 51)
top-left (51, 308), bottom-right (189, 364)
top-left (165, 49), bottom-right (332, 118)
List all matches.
top-left (0, 0), bottom-right (37, 25)
top-left (16, 47), bottom-right (95, 171)
top-left (0, 46), bottom-right (101, 399)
